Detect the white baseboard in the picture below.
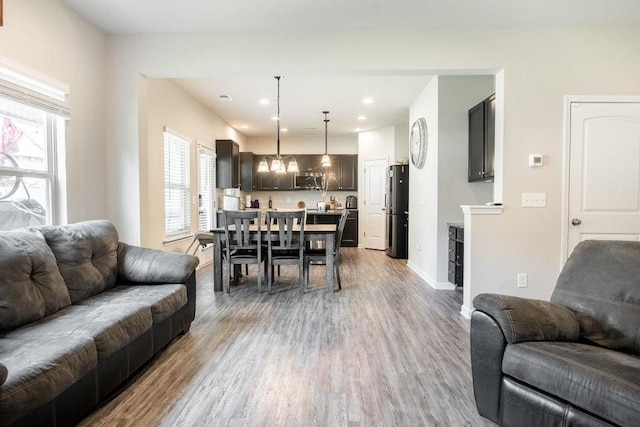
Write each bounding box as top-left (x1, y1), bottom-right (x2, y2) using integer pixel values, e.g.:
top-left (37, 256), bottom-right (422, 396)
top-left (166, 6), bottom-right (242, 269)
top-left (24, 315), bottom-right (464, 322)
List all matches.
top-left (407, 261), bottom-right (457, 290)
top-left (435, 281), bottom-right (456, 290)
top-left (460, 304), bottom-right (473, 319)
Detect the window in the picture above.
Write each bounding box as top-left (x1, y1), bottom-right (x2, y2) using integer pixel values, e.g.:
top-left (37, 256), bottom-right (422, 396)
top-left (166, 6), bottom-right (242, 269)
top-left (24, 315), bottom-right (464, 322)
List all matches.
top-left (0, 58), bottom-right (68, 231)
top-left (198, 145), bottom-right (216, 231)
top-left (164, 129), bottom-right (191, 238)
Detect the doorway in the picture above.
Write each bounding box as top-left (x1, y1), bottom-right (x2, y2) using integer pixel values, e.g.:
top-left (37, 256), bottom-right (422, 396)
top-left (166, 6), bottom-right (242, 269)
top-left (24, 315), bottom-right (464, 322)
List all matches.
top-left (562, 98), bottom-right (640, 260)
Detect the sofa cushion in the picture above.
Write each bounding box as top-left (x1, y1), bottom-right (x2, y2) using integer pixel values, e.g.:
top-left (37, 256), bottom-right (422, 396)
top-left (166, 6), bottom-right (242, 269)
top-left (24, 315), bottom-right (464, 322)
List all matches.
top-left (4, 304), bottom-right (152, 359)
top-left (551, 240), bottom-right (640, 355)
top-left (0, 229), bottom-right (71, 333)
top-left (40, 220), bottom-right (119, 303)
top-left (0, 336), bottom-right (97, 426)
top-left (78, 284), bottom-right (187, 323)
top-left (503, 341), bottom-right (640, 427)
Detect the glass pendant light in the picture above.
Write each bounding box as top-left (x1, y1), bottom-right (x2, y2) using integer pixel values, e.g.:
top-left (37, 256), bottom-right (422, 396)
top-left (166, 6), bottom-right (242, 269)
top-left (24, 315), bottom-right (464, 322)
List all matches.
top-left (259, 76), bottom-right (299, 173)
top-left (321, 110), bottom-right (331, 168)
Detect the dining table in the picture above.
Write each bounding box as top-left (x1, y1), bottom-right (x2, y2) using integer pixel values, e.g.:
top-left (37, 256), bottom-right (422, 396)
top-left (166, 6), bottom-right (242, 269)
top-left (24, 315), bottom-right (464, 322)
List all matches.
top-left (209, 223), bottom-right (338, 292)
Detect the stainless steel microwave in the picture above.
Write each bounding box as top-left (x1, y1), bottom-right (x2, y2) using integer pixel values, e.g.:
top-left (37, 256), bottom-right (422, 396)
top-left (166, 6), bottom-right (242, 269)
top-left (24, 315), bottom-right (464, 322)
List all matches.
top-left (295, 172), bottom-right (323, 190)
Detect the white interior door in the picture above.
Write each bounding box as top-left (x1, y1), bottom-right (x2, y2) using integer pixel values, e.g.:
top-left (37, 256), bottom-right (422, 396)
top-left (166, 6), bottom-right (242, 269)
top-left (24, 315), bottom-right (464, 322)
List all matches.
top-left (363, 157), bottom-right (388, 250)
top-left (567, 101), bottom-right (640, 257)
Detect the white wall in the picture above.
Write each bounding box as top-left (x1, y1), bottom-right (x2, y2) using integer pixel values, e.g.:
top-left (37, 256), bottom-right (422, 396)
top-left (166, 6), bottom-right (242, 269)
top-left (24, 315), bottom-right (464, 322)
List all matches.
top-left (246, 134), bottom-right (357, 155)
top-left (141, 78), bottom-right (246, 259)
top-left (436, 76), bottom-right (494, 283)
top-left (408, 77), bottom-right (440, 284)
top-left (102, 27), bottom-right (640, 303)
top-left (394, 123), bottom-right (410, 164)
top-left (1, 0), bottom-right (107, 223)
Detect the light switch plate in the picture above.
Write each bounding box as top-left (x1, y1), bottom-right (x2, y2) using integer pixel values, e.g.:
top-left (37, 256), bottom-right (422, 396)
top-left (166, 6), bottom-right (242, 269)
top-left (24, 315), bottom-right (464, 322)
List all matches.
top-left (522, 193), bottom-right (546, 207)
top-left (529, 154), bottom-right (543, 167)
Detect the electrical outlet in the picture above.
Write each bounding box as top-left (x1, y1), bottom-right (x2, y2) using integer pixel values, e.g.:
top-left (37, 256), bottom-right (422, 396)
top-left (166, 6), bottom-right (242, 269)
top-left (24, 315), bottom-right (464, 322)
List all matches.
top-left (517, 273), bottom-right (528, 288)
top-left (286, 197), bottom-right (291, 203)
top-left (522, 193), bottom-right (546, 208)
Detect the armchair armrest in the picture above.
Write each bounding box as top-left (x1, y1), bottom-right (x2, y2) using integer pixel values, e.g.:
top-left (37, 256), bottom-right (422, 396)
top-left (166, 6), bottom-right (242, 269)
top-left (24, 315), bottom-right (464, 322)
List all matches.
top-left (473, 293), bottom-right (580, 343)
top-left (470, 293), bottom-right (580, 423)
top-left (117, 242), bottom-right (199, 285)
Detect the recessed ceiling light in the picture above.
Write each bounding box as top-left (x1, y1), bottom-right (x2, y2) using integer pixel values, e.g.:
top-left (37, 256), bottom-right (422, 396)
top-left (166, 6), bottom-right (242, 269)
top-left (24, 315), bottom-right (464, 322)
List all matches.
top-left (281, 128), bottom-right (288, 132)
top-left (259, 99), bottom-right (270, 105)
top-left (217, 94), bottom-right (233, 101)
top-left (357, 115), bottom-right (367, 121)
top-left (271, 116), bottom-right (279, 121)
top-left (363, 97), bottom-right (374, 104)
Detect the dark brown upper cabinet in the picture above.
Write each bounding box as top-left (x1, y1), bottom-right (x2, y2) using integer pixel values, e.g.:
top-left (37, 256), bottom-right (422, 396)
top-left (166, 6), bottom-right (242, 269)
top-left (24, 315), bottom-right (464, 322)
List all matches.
top-left (216, 140), bottom-right (239, 188)
top-left (468, 94), bottom-right (495, 182)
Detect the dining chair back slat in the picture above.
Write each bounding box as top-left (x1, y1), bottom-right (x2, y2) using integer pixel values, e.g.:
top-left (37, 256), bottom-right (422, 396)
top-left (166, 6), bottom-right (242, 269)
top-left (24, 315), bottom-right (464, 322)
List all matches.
top-left (266, 210), bottom-right (306, 294)
top-left (222, 210), bottom-right (263, 293)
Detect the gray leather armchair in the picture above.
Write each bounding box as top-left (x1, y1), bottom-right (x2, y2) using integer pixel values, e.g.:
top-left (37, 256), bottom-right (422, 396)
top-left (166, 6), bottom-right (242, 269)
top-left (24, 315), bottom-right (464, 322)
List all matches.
top-left (470, 240), bottom-right (640, 427)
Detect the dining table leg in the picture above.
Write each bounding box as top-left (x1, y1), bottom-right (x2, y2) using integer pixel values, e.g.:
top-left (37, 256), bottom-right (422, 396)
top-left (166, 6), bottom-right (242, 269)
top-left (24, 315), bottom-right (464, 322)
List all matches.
top-left (213, 232), bottom-right (223, 292)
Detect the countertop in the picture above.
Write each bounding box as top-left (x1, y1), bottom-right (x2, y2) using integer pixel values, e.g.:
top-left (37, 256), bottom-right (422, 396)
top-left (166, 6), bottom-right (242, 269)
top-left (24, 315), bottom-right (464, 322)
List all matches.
top-left (217, 208), bottom-right (356, 215)
top-left (447, 222), bottom-right (464, 228)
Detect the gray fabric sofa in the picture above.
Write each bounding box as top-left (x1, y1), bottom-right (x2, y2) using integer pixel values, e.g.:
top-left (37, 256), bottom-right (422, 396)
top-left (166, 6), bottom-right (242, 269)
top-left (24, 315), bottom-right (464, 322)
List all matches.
top-left (470, 240), bottom-right (640, 427)
top-left (0, 220), bottom-right (199, 426)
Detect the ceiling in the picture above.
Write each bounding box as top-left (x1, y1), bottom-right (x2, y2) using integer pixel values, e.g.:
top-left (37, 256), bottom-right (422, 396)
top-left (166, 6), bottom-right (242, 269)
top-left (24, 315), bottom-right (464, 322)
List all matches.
top-left (171, 75), bottom-right (435, 137)
top-left (60, 0), bottom-right (640, 138)
top-left (62, 1), bottom-right (640, 34)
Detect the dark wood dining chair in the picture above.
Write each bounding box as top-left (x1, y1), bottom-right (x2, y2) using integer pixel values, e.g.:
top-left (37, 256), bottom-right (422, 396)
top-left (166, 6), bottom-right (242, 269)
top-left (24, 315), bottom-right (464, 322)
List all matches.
top-left (266, 210), bottom-right (305, 294)
top-left (222, 210), bottom-right (264, 293)
top-left (303, 209), bottom-right (348, 292)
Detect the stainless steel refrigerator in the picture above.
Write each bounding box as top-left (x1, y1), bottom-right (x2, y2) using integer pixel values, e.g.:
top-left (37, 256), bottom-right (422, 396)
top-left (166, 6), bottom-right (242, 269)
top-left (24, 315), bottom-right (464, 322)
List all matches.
top-left (386, 165), bottom-right (409, 259)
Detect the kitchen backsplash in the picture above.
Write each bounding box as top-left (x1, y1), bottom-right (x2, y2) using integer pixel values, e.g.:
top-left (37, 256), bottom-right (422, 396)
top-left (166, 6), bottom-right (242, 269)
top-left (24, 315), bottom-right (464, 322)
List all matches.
top-left (216, 189), bottom-right (357, 210)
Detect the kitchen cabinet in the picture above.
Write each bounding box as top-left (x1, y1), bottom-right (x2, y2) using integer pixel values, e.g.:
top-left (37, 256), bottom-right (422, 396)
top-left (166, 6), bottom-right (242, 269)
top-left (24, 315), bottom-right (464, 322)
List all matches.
top-left (468, 94), bottom-right (495, 182)
top-left (216, 140), bottom-right (239, 188)
top-left (342, 210), bottom-right (358, 247)
top-left (327, 154), bottom-right (358, 191)
top-left (240, 152), bottom-right (256, 191)
top-left (251, 153), bottom-right (357, 191)
top-left (448, 224), bottom-right (463, 288)
top-left (256, 156), bottom-right (294, 191)
top-left (297, 154), bottom-right (323, 172)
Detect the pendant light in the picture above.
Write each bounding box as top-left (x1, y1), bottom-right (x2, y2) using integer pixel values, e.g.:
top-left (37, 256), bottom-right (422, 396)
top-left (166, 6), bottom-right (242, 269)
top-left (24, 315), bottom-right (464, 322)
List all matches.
top-left (258, 76), bottom-right (299, 174)
top-left (321, 110), bottom-right (331, 168)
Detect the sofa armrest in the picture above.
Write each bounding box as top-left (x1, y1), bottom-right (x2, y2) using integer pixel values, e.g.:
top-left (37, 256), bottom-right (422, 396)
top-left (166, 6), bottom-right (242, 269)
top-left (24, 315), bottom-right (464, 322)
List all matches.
top-left (117, 242), bottom-right (199, 285)
top-left (473, 293), bottom-right (580, 344)
top-left (0, 361), bottom-right (7, 386)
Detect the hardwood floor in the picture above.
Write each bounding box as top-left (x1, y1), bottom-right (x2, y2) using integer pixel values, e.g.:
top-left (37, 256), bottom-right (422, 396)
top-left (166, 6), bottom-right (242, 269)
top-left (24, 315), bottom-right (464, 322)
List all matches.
top-left (79, 248), bottom-right (492, 426)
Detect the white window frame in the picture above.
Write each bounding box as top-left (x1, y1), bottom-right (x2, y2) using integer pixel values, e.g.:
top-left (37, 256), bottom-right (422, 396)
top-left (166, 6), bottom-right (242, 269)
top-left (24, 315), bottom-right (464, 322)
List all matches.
top-left (0, 57), bottom-right (68, 229)
top-left (163, 127), bottom-right (192, 241)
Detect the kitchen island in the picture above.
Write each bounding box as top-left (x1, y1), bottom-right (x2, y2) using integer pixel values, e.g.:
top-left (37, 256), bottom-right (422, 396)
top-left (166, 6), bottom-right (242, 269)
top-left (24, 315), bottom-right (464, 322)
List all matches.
top-left (306, 209), bottom-right (358, 247)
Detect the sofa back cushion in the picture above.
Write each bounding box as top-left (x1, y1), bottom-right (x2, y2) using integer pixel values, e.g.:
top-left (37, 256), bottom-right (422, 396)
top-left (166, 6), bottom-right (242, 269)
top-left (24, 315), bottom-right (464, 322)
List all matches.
top-left (551, 240), bottom-right (640, 355)
top-left (0, 229), bottom-right (71, 333)
top-left (41, 220), bottom-right (119, 303)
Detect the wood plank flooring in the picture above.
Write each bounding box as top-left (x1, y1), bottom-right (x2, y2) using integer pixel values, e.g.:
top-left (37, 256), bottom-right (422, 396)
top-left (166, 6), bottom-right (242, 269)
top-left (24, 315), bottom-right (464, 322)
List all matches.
top-left (79, 248), bottom-right (492, 426)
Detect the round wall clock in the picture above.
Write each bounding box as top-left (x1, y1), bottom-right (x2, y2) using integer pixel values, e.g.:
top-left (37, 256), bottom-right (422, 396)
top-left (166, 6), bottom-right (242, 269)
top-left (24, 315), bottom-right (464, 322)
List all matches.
top-left (410, 117), bottom-right (428, 169)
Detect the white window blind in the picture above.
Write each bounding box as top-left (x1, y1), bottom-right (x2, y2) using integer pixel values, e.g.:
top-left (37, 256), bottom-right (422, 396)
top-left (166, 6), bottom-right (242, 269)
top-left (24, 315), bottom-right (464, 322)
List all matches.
top-left (164, 130), bottom-right (191, 237)
top-left (198, 147), bottom-right (215, 231)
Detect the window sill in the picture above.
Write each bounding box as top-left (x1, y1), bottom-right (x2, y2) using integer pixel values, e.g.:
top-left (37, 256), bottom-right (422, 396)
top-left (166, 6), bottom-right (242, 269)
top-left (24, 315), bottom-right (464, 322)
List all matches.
top-left (163, 233), bottom-right (193, 246)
